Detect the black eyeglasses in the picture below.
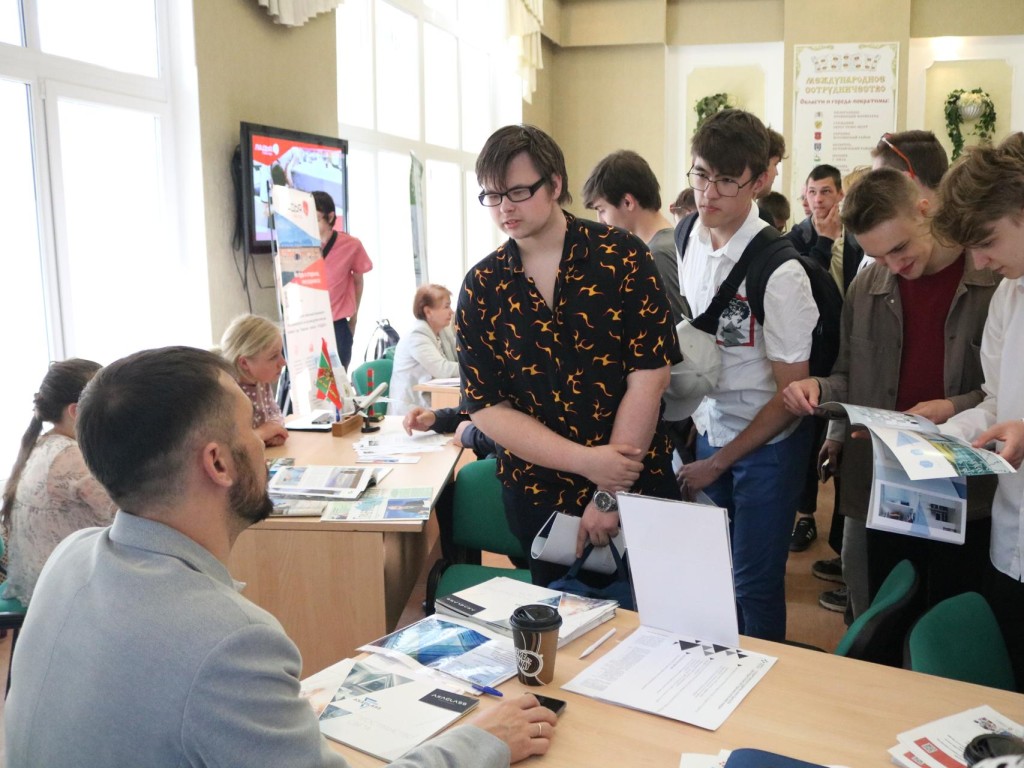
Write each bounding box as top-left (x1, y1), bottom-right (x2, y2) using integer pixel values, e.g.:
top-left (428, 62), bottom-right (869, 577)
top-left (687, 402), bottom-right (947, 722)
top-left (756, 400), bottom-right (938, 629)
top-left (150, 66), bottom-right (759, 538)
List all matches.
top-left (478, 178), bottom-right (546, 207)
top-left (879, 133), bottom-right (917, 180)
top-left (687, 169), bottom-right (756, 198)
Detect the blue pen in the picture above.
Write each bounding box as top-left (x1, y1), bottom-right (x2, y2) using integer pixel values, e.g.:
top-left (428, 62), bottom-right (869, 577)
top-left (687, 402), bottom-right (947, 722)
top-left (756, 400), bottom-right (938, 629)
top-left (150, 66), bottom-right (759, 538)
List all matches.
top-left (471, 683), bottom-right (503, 698)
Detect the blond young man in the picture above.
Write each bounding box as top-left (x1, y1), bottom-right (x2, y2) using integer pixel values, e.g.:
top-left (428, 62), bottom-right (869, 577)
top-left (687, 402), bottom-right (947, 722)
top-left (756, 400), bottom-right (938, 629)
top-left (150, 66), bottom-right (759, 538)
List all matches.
top-left (783, 168), bottom-right (998, 621)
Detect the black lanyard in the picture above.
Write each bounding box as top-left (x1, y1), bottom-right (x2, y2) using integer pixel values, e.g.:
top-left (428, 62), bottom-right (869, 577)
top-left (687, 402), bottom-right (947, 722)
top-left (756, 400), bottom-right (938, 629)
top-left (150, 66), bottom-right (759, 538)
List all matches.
top-left (322, 231), bottom-right (338, 259)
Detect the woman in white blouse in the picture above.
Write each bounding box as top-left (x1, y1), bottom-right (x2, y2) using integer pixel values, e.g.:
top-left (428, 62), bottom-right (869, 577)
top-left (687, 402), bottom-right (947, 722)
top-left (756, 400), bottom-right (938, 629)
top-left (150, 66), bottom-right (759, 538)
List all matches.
top-left (388, 284), bottom-right (459, 416)
top-left (1, 359), bottom-right (116, 605)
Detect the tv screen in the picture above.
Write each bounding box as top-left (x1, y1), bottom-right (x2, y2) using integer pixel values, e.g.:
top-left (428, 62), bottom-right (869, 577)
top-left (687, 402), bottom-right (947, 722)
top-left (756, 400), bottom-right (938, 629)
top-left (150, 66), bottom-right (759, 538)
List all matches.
top-left (240, 121), bottom-right (349, 255)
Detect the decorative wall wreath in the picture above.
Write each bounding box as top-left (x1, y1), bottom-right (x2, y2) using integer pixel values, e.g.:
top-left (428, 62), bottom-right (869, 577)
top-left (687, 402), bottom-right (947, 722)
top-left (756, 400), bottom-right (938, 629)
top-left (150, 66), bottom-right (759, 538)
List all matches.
top-left (694, 93), bottom-right (734, 130)
top-left (944, 88), bottom-right (997, 160)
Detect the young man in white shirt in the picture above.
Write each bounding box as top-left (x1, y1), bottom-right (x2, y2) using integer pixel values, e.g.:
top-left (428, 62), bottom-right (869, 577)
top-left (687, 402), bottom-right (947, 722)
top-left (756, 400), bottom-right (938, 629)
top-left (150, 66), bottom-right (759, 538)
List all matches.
top-left (933, 133), bottom-right (1024, 690)
top-left (676, 109), bottom-right (819, 641)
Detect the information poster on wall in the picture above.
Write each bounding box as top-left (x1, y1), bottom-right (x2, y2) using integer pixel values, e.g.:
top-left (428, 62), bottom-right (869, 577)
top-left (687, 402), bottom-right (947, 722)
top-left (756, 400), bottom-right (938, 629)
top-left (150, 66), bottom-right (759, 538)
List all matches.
top-left (272, 184), bottom-right (354, 414)
top-left (792, 42), bottom-right (898, 186)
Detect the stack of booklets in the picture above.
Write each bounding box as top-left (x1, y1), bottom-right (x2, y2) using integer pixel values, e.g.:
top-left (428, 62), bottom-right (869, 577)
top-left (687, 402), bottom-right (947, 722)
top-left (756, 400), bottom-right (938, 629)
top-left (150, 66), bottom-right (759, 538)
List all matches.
top-left (301, 654), bottom-right (478, 762)
top-left (266, 462), bottom-right (400, 518)
top-left (434, 576), bottom-right (618, 648)
top-left (888, 705), bottom-right (1023, 768)
top-left (359, 577), bottom-right (618, 688)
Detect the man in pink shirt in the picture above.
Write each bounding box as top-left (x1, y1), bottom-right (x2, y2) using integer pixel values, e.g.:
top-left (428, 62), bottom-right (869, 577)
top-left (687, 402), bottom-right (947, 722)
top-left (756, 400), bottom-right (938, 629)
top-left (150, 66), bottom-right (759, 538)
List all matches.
top-left (313, 191), bottom-right (373, 369)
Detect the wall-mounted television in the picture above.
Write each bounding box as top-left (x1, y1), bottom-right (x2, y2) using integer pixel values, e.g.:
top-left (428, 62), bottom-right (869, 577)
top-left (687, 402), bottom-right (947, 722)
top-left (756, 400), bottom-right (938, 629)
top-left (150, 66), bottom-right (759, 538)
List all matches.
top-left (240, 121), bottom-right (349, 255)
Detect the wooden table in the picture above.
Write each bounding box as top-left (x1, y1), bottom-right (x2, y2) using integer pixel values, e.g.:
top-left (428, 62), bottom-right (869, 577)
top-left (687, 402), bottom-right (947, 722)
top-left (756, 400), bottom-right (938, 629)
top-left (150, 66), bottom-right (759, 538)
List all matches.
top-left (228, 418), bottom-right (461, 674)
top-left (327, 610), bottom-right (1024, 767)
top-left (412, 382), bottom-right (460, 410)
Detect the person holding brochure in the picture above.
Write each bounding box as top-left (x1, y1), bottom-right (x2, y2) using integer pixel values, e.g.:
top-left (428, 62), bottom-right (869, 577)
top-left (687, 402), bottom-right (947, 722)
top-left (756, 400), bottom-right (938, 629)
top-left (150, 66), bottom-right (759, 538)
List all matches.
top-left (457, 124), bottom-right (679, 587)
top-left (5, 346), bottom-right (558, 767)
top-left (931, 133), bottom-right (1024, 690)
top-left (782, 167), bottom-right (998, 619)
top-left (218, 313), bottom-right (289, 447)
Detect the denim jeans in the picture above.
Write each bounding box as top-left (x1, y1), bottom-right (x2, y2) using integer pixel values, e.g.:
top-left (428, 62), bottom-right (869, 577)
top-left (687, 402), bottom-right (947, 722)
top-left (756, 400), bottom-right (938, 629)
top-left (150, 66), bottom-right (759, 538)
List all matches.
top-left (697, 418), bottom-right (812, 641)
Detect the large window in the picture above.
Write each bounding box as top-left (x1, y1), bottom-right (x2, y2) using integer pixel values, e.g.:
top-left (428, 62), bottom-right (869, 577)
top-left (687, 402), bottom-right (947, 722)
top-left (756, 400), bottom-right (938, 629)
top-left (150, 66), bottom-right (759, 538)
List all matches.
top-left (0, 1), bottom-right (203, 474)
top-left (336, 0), bottom-right (521, 362)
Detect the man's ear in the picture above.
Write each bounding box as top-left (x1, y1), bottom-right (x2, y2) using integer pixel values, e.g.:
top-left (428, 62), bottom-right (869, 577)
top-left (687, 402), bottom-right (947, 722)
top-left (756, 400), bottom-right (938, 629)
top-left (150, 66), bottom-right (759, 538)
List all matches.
top-left (201, 441), bottom-right (234, 489)
top-left (550, 174), bottom-right (563, 202)
top-left (917, 197), bottom-right (931, 217)
top-left (621, 193), bottom-right (637, 211)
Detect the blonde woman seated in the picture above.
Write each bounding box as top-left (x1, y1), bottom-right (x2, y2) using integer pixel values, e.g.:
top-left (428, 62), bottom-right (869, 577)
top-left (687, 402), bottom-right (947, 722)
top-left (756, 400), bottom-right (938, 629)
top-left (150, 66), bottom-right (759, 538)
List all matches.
top-left (219, 314), bottom-right (289, 447)
top-left (2, 359), bottom-right (116, 605)
top-left (389, 284), bottom-right (459, 416)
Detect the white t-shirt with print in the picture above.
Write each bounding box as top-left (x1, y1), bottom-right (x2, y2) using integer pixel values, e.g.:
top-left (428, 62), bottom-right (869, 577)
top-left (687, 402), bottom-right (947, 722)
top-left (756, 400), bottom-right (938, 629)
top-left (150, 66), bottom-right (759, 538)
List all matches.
top-left (678, 203), bottom-right (818, 447)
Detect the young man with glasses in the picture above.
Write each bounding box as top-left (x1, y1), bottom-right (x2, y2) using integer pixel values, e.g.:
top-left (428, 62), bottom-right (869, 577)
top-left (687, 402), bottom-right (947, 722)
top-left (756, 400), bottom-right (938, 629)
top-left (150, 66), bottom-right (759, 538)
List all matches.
top-left (675, 109), bottom-right (818, 641)
top-left (782, 167), bottom-right (998, 622)
top-left (456, 125), bottom-right (680, 587)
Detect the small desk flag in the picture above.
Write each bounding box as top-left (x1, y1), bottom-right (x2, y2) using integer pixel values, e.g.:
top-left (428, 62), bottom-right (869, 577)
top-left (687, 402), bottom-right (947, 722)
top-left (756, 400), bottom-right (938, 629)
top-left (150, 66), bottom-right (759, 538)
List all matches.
top-left (314, 338), bottom-right (343, 411)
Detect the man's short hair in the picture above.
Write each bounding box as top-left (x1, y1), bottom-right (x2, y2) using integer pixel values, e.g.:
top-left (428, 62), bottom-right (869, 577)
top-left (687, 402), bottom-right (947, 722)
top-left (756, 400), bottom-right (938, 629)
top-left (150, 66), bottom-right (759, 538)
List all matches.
top-left (581, 150), bottom-right (662, 211)
top-left (77, 347), bottom-right (236, 512)
top-left (670, 188), bottom-right (696, 218)
top-left (758, 191), bottom-right (791, 228)
top-left (872, 130), bottom-right (949, 191)
top-left (767, 128), bottom-right (786, 161)
top-left (690, 109), bottom-right (770, 179)
top-left (807, 164), bottom-right (843, 191)
top-left (841, 167), bottom-right (921, 236)
top-left (475, 124), bottom-right (572, 205)
top-left (933, 132), bottom-right (1024, 247)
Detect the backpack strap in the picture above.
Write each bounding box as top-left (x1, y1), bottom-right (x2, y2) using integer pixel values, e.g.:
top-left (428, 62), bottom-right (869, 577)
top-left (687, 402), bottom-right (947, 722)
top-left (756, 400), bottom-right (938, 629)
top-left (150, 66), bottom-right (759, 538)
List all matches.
top-left (689, 224), bottom-right (784, 334)
top-left (745, 236), bottom-right (811, 326)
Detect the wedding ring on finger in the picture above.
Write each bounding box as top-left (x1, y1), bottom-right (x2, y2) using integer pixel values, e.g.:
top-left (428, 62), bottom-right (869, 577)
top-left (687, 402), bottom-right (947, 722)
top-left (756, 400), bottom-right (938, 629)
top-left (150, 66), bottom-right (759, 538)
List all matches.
top-left (536, 723), bottom-right (543, 738)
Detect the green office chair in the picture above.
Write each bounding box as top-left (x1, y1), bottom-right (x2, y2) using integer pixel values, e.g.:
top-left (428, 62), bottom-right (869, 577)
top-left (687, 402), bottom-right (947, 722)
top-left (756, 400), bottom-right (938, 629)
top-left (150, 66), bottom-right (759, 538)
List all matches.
top-left (425, 459), bottom-right (531, 614)
top-left (0, 538), bottom-right (28, 696)
top-left (834, 559), bottom-right (921, 667)
top-left (905, 591), bottom-right (1016, 691)
top-left (350, 359), bottom-right (394, 416)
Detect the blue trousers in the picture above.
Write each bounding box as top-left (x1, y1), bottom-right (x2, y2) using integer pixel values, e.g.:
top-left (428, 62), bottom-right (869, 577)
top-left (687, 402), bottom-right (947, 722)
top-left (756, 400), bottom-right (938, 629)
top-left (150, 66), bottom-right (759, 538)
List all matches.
top-left (697, 418), bottom-right (812, 642)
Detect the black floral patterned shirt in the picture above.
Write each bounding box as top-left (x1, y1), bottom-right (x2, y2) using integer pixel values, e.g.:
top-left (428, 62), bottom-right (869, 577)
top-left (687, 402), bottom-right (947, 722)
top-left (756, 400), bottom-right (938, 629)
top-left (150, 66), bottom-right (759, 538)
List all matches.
top-left (456, 212), bottom-right (680, 514)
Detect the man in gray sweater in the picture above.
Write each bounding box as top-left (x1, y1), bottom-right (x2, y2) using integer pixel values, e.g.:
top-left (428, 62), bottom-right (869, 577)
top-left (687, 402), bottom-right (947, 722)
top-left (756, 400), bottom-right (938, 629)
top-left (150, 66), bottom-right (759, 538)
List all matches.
top-left (5, 346), bottom-right (557, 768)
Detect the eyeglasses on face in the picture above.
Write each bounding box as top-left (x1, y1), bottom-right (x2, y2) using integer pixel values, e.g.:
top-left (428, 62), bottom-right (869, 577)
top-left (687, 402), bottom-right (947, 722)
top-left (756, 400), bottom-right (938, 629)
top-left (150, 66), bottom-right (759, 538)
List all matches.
top-left (879, 133), bottom-right (917, 180)
top-left (478, 178), bottom-right (546, 207)
top-left (686, 169), bottom-right (756, 198)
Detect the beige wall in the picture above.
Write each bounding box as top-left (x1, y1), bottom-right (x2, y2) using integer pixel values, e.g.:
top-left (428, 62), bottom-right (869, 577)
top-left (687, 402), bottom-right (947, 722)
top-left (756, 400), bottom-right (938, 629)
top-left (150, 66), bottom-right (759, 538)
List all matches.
top-left (546, 43), bottom-right (668, 217)
top-left (537, 0), bottom-right (1024, 219)
top-left (193, 0), bottom-right (338, 340)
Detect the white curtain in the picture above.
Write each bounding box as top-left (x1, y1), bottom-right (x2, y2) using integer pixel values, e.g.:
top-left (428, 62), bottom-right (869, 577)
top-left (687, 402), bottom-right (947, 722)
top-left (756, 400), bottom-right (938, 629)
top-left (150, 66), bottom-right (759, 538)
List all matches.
top-left (256, 0), bottom-right (343, 27)
top-left (507, 0), bottom-right (543, 103)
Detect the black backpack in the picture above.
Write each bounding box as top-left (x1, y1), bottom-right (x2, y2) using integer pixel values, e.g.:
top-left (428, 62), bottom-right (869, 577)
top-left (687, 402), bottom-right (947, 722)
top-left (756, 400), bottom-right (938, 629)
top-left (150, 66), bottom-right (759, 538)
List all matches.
top-left (366, 319), bottom-right (401, 360)
top-left (674, 212), bottom-right (842, 377)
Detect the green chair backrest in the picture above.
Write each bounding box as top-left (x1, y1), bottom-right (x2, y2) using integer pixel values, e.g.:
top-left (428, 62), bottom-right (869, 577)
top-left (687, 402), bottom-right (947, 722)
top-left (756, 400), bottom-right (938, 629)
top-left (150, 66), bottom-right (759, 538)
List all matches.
top-left (835, 559), bottom-right (918, 663)
top-left (350, 359), bottom-right (394, 415)
top-left (451, 459), bottom-right (526, 559)
top-left (906, 592), bottom-right (1016, 691)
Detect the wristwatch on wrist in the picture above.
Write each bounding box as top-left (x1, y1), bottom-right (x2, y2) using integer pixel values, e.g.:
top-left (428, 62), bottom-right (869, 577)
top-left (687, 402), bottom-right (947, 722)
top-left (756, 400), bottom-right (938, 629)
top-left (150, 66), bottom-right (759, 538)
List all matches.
top-left (593, 489), bottom-right (618, 513)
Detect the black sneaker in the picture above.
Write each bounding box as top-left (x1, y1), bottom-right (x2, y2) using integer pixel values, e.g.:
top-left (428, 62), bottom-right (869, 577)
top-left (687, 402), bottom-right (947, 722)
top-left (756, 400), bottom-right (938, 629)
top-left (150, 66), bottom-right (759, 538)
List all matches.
top-left (811, 556), bottom-right (844, 584)
top-left (789, 516), bottom-right (817, 552)
top-left (819, 586), bottom-right (848, 612)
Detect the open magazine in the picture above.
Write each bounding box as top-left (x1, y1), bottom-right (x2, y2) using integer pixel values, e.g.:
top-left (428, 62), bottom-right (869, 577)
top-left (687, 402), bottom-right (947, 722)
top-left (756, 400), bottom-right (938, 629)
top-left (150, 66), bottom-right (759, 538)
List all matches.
top-left (817, 403), bottom-right (1015, 545)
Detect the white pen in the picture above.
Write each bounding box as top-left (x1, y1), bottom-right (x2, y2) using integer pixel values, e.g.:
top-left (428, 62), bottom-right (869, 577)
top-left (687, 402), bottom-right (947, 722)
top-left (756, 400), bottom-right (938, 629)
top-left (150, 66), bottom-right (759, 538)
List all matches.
top-left (579, 627), bottom-right (617, 659)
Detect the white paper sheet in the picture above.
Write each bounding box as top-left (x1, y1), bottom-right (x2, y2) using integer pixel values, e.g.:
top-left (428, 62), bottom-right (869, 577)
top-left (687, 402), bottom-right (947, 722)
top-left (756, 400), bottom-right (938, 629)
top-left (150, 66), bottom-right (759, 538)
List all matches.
top-left (562, 625), bottom-right (775, 731)
top-left (617, 493), bottom-right (738, 647)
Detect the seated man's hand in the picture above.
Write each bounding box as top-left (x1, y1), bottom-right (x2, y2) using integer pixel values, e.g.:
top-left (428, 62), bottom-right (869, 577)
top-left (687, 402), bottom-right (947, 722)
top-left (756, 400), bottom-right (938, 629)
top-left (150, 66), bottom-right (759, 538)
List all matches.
top-left (906, 398), bottom-right (955, 425)
top-left (403, 407), bottom-right (437, 435)
top-left (583, 444), bottom-right (643, 492)
top-left (256, 421), bottom-right (289, 447)
top-left (974, 420), bottom-right (1024, 469)
top-left (468, 694), bottom-right (558, 763)
top-left (782, 378), bottom-right (820, 417)
top-left (576, 502), bottom-right (619, 555)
